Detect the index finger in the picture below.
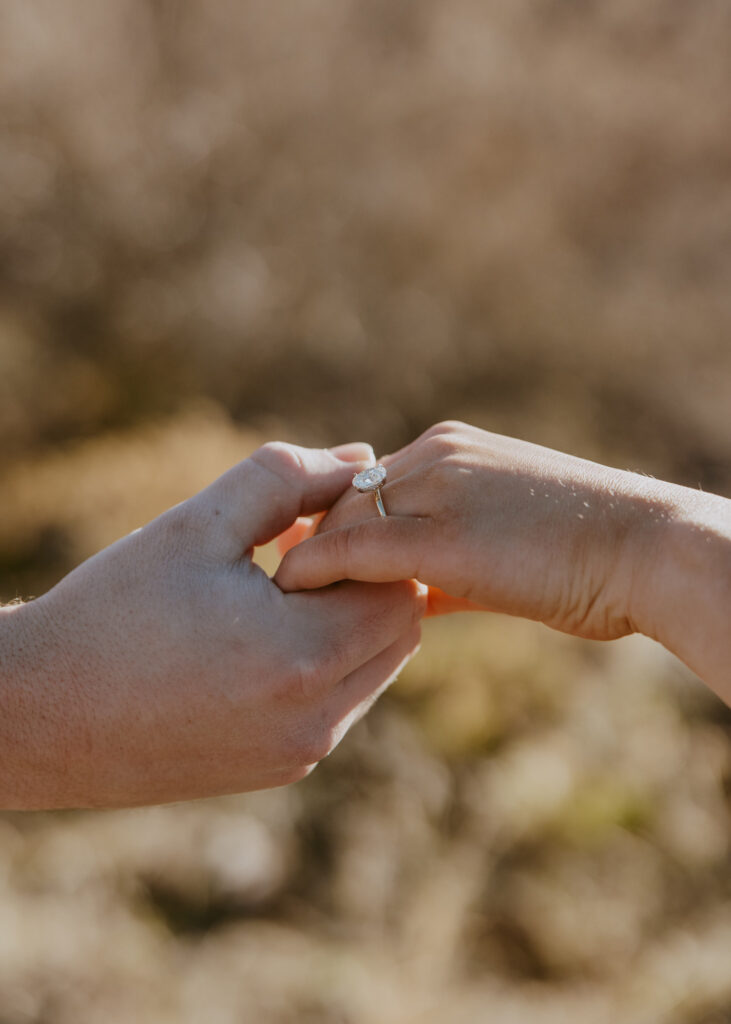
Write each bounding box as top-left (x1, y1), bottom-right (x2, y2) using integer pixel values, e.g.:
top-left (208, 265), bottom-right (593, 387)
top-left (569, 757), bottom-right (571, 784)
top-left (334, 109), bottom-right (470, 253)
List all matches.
top-left (283, 576), bottom-right (427, 695)
top-left (275, 516), bottom-right (433, 592)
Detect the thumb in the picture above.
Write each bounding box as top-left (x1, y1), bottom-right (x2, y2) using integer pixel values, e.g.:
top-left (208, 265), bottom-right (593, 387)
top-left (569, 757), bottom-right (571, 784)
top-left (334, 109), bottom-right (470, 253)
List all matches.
top-left (203, 441), bottom-right (375, 551)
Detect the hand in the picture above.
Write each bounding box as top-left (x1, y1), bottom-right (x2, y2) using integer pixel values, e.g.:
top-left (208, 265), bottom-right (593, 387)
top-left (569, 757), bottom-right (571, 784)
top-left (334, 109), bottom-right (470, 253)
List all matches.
top-left (277, 517), bottom-right (476, 618)
top-left (0, 443), bottom-right (425, 810)
top-left (275, 421), bottom-right (720, 644)
top-left (276, 422), bottom-right (731, 698)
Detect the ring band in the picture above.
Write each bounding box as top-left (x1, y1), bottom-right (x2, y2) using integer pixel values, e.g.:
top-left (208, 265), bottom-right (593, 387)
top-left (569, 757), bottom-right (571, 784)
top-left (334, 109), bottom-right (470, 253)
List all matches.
top-left (352, 464), bottom-right (388, 517)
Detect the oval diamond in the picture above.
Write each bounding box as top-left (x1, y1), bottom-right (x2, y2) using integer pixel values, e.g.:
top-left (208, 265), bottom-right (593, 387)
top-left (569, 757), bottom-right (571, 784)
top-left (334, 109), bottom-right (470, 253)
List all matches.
top-left (352, 464), bottom-right (387, 492)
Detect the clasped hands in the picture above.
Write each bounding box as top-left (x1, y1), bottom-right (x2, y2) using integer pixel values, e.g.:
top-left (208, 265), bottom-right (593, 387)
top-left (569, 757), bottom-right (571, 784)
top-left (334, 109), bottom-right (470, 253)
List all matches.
top-left (2, 422), bottom-right (729, 811)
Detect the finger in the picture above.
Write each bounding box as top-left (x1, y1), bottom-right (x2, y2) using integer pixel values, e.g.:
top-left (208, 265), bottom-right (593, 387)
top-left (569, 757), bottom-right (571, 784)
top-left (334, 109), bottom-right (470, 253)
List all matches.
top-left (202, 441), bottom-right (374, 551)
top-left (277, 512), bottom-right (324, 556)
top-left (280, 627), bottom-right (422, 784)
top-left (284, 578), bottom-right (426, 693)
top-left (275, 516), bottom-right (433, 592)
top-left (276, 517), bottom-right (316, 557)
top-left (326, 625), bottom-right (422, 746)
top-left (376, 420), bottom-right (470, 474)
top-left (329, 442), bottom-right (376, 464)
top-left (314, 449), bottom-right (447, 537)
top-left (425, 586), bottom-right (489, 617)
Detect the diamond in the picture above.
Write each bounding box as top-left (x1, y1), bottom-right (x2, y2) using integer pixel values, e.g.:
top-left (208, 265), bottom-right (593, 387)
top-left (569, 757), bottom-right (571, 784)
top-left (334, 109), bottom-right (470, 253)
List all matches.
top-left (352, 464), bottom-right (387, 492)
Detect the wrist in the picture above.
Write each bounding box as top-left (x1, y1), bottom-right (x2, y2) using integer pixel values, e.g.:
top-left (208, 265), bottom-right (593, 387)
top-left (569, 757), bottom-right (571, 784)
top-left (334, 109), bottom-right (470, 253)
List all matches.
top-left (627, 482), bottom-right (731, 700)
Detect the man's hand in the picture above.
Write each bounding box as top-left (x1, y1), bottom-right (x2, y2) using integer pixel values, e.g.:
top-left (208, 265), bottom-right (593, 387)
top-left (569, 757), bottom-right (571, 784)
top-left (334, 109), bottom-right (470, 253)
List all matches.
top-left (0, 442), bottom-right (425, 810)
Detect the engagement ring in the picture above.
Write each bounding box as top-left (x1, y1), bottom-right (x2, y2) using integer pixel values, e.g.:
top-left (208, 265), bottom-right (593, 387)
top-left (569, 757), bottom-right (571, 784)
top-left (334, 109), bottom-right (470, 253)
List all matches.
top-left (352, 465), bottom-right (388, 517)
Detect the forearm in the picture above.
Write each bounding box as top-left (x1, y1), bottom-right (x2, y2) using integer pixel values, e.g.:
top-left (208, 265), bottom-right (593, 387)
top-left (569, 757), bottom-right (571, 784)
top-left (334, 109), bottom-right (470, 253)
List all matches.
top-left (629, 483), bottom-right (731, 703)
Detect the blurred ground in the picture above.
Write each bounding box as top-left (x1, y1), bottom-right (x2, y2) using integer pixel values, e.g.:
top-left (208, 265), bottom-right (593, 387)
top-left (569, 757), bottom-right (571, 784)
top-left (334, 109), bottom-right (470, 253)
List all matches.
top-left (0, 2), bottom-right (730, 1022)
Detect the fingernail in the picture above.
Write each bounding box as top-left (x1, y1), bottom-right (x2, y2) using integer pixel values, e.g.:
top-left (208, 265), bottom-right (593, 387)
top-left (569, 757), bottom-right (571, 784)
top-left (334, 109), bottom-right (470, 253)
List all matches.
top-left (329, 442), bottom-right (375, 465)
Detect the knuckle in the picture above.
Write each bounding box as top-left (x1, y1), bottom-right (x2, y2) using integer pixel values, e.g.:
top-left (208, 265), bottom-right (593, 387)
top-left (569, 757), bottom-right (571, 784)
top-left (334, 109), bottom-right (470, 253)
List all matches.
top-left (291, 713), bottom-right (335, 766)
top-left (290, 648), bottom-right (332, 702)
top-left (250, 441), bottom-right (306, 482)
top-left (422, 419), bottom-right (468, 444)
top-left (421, 430), bottom-right (463, 462)
top-left (315, 525), bottom-right (359, 577)
top-left (434, 418), bottom-right (470, 435)
top-left (334, 525), bottom-right (358, 568)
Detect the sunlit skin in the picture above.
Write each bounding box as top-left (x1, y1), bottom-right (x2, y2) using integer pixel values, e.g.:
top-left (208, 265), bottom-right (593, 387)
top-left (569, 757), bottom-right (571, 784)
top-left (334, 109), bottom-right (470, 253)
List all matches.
top-left (0, 443), bottom-right (425, 811)
top-left (279, 518), bottom-right (480, 617)
top-left (276, 422), bottom-right (731, 705)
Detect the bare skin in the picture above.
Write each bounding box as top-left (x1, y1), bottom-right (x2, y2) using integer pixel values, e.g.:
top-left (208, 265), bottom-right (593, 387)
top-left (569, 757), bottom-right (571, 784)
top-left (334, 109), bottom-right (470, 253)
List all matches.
top-left (0, 442), bottom-right (425, 810)
top-left (276, 422), bottom-right (731, 705)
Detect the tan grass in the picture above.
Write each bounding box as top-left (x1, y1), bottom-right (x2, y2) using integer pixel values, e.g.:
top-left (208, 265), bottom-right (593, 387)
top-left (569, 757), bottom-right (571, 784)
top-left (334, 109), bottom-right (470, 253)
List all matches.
top-left (0, 1), bottom-right (729, 1020)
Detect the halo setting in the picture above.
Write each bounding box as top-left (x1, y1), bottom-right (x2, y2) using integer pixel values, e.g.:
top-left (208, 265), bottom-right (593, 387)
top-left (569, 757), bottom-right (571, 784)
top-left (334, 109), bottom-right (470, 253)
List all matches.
top-left (352, 464), bottom-right (388, 516)
top-left (352, 465), bottom-right (387, 492)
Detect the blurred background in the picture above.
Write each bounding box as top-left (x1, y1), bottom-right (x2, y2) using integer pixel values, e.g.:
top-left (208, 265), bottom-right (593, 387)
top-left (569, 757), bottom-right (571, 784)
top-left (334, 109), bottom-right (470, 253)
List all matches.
top-left (1, 1), bottom-right (730, 1021)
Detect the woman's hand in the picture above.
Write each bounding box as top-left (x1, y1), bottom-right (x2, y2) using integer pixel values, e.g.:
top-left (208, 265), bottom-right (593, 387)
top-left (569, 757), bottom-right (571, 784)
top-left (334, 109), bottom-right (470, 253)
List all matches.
top-left (276, 422), bottom-right (731, 700)
top-left (278, 422), bottom-right (653, 639)
top-left (0, 442), bottom-right (425, 810)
